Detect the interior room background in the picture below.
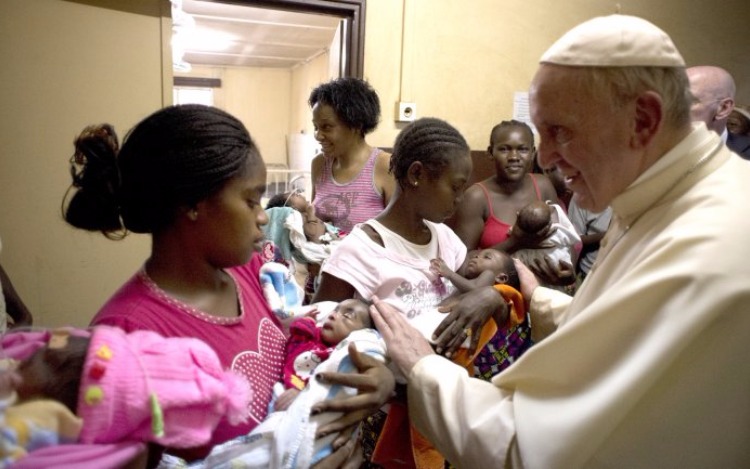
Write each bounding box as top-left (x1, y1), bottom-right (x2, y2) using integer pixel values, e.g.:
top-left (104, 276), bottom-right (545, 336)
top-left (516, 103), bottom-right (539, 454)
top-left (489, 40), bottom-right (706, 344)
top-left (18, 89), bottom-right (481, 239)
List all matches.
top-left (1, 0), bottom-right (748, 327)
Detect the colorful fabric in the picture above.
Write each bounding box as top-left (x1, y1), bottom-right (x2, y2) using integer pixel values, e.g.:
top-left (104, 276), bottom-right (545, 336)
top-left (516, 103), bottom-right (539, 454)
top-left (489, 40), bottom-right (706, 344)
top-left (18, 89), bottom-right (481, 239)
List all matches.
top-left (91, 253), bottom-right (286, 450)
top-left (312, 148), bottom-right (385, 232)
top-left (1, 398), bottom-right (83, 467)
top-left (259, 262), bottom-right (305, 320)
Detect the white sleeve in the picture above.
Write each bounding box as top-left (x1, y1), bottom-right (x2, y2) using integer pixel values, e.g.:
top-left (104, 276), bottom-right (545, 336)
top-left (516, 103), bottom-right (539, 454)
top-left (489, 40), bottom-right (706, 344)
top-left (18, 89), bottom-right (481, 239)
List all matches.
top-left (407, 355), bottom-right (517, 468)
top-left (528, 286), bottom-right (572, 343)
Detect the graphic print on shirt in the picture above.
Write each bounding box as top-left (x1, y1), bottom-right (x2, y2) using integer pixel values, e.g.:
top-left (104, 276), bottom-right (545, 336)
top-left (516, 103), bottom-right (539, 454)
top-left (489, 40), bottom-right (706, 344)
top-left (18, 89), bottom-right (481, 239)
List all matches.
top-left (394, 276), bottom-right (452, 319)
top-left (317, 193), bottom-right (354, 232)
top-left (231, 318), bottom-right (286, 424)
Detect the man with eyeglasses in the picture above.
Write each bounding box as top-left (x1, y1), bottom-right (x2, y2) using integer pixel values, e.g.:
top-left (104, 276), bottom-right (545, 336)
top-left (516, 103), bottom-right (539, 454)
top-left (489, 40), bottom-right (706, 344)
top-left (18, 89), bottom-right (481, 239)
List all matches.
top-left (687, 65), bottom-right (750, 159)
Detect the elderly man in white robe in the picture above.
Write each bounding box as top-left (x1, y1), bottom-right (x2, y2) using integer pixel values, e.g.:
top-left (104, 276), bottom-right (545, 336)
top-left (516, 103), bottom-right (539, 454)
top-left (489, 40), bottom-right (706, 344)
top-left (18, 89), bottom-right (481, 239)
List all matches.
top-left (370, 14), bottom-right (750, 469)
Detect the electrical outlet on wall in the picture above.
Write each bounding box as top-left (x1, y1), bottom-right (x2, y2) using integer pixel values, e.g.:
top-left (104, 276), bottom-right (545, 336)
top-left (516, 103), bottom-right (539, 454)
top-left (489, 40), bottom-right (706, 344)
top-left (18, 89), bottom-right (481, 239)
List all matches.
top-left (397, 102), bottom-right (417, 122)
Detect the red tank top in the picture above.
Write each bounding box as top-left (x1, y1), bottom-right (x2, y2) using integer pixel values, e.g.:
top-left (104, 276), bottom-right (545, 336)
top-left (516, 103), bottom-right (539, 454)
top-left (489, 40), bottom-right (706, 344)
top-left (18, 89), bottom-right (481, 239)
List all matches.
top-left (476, 174), bottom-right (541, 249)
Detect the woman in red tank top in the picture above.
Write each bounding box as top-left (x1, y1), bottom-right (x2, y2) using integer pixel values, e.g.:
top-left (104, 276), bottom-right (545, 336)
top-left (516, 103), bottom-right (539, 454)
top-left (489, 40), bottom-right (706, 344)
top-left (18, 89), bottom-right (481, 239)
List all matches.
top-left (449, 120), bottom-right (559, 380)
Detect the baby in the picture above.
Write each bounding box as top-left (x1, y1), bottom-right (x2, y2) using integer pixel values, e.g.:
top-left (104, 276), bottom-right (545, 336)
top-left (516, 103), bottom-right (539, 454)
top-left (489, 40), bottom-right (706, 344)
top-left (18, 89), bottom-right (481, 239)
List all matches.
top-left (431, 249), bottom-right (521, 332)
top-left (266, 191), bottom-right (339, 244)
top-left (510, 200), bottom-right (580, 275)
top-left (0, 326), bottom-right (250, 467)
top-left (431, 248), bottom-right (520, 293)
top-left (160, 298), bottom-right (386, 469)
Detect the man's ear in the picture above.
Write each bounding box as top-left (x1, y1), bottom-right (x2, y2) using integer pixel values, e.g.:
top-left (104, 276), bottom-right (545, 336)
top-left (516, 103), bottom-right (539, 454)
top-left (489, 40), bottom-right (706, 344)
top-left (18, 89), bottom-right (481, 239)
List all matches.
top-left (494, 272), bottom-right (509, 284)
top-left (715, 98), bottom-right (735, 121)
top-left (632, 91), bottom-right (663, 149)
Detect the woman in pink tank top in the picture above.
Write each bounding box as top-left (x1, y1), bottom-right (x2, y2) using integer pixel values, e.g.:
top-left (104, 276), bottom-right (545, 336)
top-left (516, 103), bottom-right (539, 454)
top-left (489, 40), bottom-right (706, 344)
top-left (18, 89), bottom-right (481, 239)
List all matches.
top-left (309, 78), bottom-right (396, 233)
top-left (449, 120), bottom-right (559, 380)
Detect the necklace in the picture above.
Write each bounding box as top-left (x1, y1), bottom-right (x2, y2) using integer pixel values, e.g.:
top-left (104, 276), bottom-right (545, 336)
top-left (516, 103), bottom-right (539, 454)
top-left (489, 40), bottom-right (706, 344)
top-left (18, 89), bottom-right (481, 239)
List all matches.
top-left (590, 141), bottom-right (723, 273)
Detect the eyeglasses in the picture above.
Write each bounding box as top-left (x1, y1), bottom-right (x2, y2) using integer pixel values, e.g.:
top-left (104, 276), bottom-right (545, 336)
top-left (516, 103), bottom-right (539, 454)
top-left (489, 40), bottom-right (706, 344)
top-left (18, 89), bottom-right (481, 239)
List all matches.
top-left (496, 146), bottom-right (532, 156)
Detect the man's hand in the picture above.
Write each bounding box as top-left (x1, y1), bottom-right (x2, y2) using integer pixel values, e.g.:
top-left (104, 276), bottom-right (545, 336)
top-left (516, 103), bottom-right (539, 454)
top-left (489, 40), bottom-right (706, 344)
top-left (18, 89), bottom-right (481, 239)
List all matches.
top-left (370, 296), bottom-right (436, 375)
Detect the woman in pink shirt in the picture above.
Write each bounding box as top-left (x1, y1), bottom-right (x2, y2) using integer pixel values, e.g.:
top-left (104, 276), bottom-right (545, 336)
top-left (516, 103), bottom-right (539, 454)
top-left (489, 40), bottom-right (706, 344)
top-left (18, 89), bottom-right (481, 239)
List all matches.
top-left (63, 104), bottom-right (394, 465)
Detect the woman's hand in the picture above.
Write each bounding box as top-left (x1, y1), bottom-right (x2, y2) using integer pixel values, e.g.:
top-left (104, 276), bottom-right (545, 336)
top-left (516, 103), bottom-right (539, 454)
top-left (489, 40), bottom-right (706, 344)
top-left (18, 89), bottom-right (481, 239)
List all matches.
top-left (434, 287), bottom-right (507, 358)
top-left (311, 342), bottom-right (394, 437)
top-left (528, 255), bottom-right (575, 286)
top-left (507, 224), bottom-right (557, 251)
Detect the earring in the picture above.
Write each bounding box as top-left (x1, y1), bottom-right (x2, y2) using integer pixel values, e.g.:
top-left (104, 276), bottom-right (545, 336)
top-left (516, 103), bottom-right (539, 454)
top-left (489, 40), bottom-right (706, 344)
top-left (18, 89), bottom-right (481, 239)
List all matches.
top-left (188, 209), bottom-right (198, 221)
top-left (413, 182), bottom-right (419, 187)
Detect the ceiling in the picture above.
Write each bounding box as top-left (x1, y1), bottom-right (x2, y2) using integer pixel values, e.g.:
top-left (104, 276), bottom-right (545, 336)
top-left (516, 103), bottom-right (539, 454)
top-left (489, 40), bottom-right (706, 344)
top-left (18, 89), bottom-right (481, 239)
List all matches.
top-left (178, 0), bottom-right (342, 69)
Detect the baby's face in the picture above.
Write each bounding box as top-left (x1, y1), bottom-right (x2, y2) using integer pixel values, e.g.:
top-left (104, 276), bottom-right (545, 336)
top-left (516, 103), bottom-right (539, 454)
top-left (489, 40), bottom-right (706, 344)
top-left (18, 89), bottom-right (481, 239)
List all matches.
top-left (303, 205), bottom-right (326, 242)
top-left (464, 249), bottom-right (509, 279)
top-left (286, 192), bottom-right (309, 212)
top-left (320, 299), bottom-right (371, 345)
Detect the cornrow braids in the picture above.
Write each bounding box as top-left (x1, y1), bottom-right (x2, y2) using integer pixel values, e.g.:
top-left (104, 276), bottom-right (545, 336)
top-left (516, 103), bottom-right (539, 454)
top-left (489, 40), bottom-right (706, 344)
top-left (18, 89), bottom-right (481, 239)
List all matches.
top-left (489, 119), bottom-right (535, 146)
top-left (308, 77), bottom-right (381, 135)
top-left (64, 105), bottom-right (261, 237)
top-left (389, 117), bottom-right (469, 184)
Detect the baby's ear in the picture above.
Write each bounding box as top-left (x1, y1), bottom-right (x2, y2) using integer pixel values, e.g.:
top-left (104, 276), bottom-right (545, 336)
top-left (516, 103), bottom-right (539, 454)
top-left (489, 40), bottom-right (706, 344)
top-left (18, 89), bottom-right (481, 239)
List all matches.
top-left (494, 272), bottom-right (509, 284)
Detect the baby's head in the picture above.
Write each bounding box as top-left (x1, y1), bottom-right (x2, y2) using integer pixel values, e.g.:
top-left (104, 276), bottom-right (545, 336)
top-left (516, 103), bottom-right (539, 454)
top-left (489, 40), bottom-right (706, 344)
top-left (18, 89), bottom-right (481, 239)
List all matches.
top-left (464, 249), bottom-right (520, 289)
top-left (516, 200), bottom-right (552, 235)
top-left (14, 332), bottom-right (89, 412)
top-left (3, 326), bottom-right (250, 447)
top-left (320, 298), bottom-right (372, 345)
top-left (266, 190), bottom-right (309, 212)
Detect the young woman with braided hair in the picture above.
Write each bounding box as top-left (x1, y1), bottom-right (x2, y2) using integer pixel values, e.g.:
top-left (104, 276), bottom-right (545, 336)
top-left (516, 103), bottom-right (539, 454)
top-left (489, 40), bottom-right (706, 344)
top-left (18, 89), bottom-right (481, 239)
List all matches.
top-left (313, 118), bottom-right (524, 468)
top-left (62, 104), bottom-right (394, 466)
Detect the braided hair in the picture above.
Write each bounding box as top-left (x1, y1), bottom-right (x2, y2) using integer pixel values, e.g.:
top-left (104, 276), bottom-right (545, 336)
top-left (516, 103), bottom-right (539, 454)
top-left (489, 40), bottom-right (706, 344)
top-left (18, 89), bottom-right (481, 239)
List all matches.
top-left (64, 105), bottom-right (260, 238)
top-left (308, 77), bottom-right (381, 136)
top-left (389, 117), bottom-right (469, 185)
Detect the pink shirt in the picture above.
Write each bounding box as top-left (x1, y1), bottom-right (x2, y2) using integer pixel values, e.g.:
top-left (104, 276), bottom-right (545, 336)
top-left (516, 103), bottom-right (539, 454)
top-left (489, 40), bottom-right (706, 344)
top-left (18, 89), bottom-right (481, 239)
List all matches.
top-left (91, 253), bottom-right (286, 450)
top-left (313, 148), bottom-right (385, 233)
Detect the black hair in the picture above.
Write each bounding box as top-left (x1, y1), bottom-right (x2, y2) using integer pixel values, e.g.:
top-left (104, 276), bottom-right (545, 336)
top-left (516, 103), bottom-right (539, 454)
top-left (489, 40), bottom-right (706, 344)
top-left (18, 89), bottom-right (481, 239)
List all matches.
top-left (63, 105), bottom-right (261, 238)
top-left (489, 119), bottom-right (535, 147)
top-left (265, 192), bottom-right (292, 209)
top-left (17, 335), bottom-right (89, 413)
top-left (389, 117), bottom-right (469, 184)
top-left (308, 77), bottom-right (381, 136)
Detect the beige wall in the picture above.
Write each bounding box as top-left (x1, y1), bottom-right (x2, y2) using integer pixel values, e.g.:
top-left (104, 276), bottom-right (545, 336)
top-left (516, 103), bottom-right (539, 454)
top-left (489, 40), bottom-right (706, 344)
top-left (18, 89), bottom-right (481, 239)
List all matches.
top-left (0, 0), bottom-right (166, 327)
top-left (1, 0), bottom-right (748, 328)
top-left (175, 65), bottom-right (293, 166)
top-left (365, 0), bottom-right (750, 150)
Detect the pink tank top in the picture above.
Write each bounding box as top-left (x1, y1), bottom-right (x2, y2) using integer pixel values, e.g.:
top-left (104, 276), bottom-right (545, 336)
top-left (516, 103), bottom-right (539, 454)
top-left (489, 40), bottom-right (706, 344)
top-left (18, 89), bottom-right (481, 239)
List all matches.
top-left (313, 148), bottom-right (385, 233)
top-left (477, 174), bottom-right (542, 249)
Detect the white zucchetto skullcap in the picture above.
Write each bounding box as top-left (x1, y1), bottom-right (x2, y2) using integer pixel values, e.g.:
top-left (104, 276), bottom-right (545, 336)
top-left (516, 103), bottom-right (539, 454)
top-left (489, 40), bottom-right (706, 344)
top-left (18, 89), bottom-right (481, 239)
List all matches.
top-left (541, 14), bottom-right (685, 67)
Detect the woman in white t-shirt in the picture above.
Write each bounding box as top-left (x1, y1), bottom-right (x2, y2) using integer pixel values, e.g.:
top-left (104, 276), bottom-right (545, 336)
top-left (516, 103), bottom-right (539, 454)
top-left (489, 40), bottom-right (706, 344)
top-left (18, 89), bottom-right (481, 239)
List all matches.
top-left (313, 118), bottom-right (508, 467)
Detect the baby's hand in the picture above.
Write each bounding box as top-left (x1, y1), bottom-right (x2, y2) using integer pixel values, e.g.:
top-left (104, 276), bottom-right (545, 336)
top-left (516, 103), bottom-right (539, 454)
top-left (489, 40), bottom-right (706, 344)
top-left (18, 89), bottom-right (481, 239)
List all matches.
top-left (430, 258), bottom-right (449, 277)
top-left (303, 306), bottom-right (320, 320)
